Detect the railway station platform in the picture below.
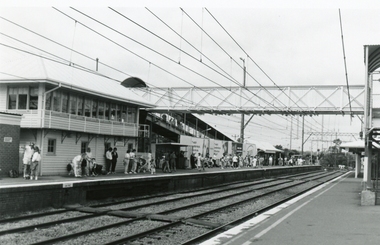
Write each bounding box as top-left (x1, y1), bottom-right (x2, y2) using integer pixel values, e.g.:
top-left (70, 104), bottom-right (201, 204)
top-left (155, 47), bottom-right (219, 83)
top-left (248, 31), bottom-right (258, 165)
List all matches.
top-left (0, 165), bottom-right (320, 215)
top-left (201, 172), bottom-right (379, 245)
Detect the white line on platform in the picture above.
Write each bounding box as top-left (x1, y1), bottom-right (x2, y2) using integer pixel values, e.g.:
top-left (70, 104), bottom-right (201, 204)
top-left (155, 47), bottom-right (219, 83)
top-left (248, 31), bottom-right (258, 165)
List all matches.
top-left (199, 171), bottom-right (352, 245)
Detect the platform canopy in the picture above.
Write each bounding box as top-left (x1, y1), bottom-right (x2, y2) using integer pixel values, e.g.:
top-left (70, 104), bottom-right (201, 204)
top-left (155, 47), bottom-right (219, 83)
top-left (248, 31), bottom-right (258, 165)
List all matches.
top-left (366, 45), bottom-right (380, 73)
top-left (340, 140), bottom-right (365, 154)
top-left (246, 140), bottom-right (282, 154)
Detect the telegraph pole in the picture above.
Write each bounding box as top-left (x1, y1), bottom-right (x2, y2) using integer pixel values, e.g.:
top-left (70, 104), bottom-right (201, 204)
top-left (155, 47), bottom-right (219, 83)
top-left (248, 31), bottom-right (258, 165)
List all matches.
top-left (240, 58), bottom-right (246, 143)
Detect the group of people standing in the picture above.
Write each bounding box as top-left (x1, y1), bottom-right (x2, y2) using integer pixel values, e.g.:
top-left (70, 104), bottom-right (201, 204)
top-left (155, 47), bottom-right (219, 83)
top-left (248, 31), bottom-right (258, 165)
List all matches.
top-left (123, 149), bottom-right (155, 174)
top-left (189, 153), bottom-right (281, 170)
top-left (71, 147), bottom-right (98, 177)
top-left (22, 143), bottom-right (41, 180)
top-left (158, 151), bottom-right (177, 173)
top-left (105, 147), bottom-right (119, 175)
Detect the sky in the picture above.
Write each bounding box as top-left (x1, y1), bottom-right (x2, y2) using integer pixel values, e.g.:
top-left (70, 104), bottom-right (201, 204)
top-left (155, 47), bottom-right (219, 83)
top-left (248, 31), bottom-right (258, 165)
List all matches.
top-left (1, 0), bottom-right (380, 152)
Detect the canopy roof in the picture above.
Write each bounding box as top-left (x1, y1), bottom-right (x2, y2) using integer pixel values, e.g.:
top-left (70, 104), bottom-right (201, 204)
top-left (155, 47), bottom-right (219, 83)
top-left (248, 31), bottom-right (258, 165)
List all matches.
top-left (246, 140), bottom-right (282, 154)
top-left (340, 140), bottom-right (365, 154)
top-left (366, 45), bottom-right (380, 73)
top-left (340, 140), bottom-right (364, 149)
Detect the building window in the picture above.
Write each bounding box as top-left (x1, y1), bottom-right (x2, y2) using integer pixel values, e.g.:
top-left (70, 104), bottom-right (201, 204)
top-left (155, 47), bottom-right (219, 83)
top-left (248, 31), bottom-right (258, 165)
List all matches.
top-left (128, 143), bottom-right (133, 151)
top-left (92, 99), bottom-right (98, 118)
top-left (77, 96), bottom-right (84, 116)
top-left (110, 103), bottom-right (116, 121)
top-left (81, 141), bottom-right (88, 154)
top-left (8, 86), bottom-right (37, 110)
top-left (116, 104), bottom-right (121, 121)
top-left (29, 87), bottom-right (38, 109)
top-left (45, 92), bottom-right (52, 110)
top-left (105, 102), bottom-right (110, 120)
top-left (121, 105), bottom-right (127, 122)
top-left (47, 139), bottom-right (56, 155)
top-left (61, 91), bottom-right (69, 113)
top-left (84, 98), bottom-right (92, 117)
top-left (69, 94), bottom-right (77, 115)
top-left (18, 94), bottom-right (27, 109)
top-left (52, 91), bottom-right (61, 112)
top-left (8, 94), bottom-right (17, 109)
top-left (127, 107), bottom-right (137, 123)
top-left (98, 101), bottom-right (104, 119)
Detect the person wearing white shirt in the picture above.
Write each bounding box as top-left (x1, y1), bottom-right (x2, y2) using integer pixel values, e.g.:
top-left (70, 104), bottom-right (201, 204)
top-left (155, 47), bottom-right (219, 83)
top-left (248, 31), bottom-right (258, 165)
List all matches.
top-left (31, 146), bottom-right (41, 180)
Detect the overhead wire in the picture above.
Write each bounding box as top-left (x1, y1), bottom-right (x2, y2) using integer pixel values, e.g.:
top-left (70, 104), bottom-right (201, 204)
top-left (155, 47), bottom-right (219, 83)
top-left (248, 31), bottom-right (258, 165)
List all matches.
top-left (93, 7), bottom-right (326, 136)
top-left (130, 7), bottom-right (321, 133)
top-left (1, 9), bottom-right (271, 130)
top-left (0, 9), bottom-right (350, 144)
top-left (69, 7), bottom-right (289, 114)
top-left (109, 6), bottom-right (293, 115)
top-left (203, 7), bottom-right (327, 131)
top-left (112, 6), bottom-right (325, 136)
top-left (180, 7), bottom-right (325, 133)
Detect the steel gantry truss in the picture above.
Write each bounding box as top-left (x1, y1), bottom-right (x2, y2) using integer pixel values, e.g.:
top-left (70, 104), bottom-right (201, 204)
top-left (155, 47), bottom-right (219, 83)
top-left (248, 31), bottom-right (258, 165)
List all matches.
top-left (133, 85), bottom-right (365, 115)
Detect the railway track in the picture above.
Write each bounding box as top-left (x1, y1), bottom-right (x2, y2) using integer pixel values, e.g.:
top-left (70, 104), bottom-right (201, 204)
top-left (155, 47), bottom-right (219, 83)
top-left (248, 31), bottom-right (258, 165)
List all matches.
top-left (0, 170), bottom-right (343, 245)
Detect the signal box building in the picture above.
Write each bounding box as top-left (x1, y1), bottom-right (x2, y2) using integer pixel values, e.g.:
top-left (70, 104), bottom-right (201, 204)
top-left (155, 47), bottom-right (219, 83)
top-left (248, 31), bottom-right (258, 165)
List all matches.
top-left (0, 56), bottom-right (154, 175)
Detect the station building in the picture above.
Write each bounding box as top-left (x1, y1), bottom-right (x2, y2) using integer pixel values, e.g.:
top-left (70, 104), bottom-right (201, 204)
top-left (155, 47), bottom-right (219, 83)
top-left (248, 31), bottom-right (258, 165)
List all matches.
top-left (0, 56), bottom-right (154, 175)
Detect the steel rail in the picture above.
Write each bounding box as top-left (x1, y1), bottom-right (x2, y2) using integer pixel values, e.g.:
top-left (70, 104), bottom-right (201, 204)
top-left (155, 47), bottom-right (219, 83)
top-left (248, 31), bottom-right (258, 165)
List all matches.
top-left (29, 180), bottom-right (295, 245)
top-left (102, 172), bottom-right (341, 245)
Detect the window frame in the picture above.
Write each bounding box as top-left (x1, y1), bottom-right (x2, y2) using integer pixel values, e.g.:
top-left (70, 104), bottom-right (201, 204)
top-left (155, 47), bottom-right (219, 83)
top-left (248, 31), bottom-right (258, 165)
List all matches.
top-left (81, 141), bottom-right (88, 154)
top-left (47, 138), bottom-right (57, 155)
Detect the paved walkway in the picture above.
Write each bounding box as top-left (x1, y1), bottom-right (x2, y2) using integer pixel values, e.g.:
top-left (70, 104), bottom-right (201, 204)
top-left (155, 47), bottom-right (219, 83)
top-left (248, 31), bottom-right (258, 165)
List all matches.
top-left (202, 172), bottom-right (380, 245)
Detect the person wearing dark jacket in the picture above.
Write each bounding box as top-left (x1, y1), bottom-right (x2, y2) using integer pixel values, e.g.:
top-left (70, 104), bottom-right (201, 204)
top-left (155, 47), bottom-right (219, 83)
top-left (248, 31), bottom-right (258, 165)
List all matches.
top-left (111, 147), bottom-right (118, 174)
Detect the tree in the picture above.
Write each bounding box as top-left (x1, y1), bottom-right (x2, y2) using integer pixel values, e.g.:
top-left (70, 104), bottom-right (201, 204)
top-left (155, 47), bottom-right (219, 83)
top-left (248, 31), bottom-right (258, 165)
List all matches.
top-left (275, 145), bottom-right (283, 150)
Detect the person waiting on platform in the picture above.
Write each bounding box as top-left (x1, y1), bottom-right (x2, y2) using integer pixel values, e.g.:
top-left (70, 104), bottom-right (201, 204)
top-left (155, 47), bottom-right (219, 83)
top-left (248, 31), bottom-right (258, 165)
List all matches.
top-left (84, 147), bottom-right (93, 177)
top-left (30, 146), bottom-right (41, 180)
top-left (219, 155), bottom-right (226, 169)
top-left (72, 153), bottom-right (86, 177)
top-left (252, 156), bottom-right (257, 168)
top-left (124, 149), bottom-right (131, 174)
top-left (162, 155), bottom-right (170, 173)
top-left (232, 154), bottom-right (238, 169)
top-left (197, 153), bottom-right (205, 171)
top-left (212, 153), bottom-right (218, 167)
top-left (169, 151), bottom-right (177, 172)
top-left (150, 158), bottom-right (156, 174)
top-left (105, 147), bottom-right (113, 174)
top-left (111, 147), bottom-right (118, 174)
top-left (129, 149), bottom-right (137, 174)
top-left (190, 153), bottom-right (196, 169)
top-left (91, 158), bottom-right (103, 176)
top-left (138, 156), bottom-right (149, 173)
top-left (22, 144), bottom-right (34, 179)
top-left (278, 156), bottom-right (284, 166)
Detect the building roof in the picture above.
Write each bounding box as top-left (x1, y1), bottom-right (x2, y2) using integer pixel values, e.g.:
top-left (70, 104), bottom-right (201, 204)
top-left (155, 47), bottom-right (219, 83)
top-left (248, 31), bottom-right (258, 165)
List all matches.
top-left (0, 50), bottom-right (155, 108)
top-left (245, 140), bottom-right (282, 153)
top-left (340, 140), bottom-right (364, 149)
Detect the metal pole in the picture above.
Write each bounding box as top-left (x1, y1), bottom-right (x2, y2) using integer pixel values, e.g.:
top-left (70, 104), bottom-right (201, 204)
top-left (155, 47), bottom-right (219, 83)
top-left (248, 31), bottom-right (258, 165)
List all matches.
top-left (290, 117), bottom-right (293, 150)
top-left (240, 58), bottom-right (246, 144)
top-left (301, 115), bottom-right (304, 156)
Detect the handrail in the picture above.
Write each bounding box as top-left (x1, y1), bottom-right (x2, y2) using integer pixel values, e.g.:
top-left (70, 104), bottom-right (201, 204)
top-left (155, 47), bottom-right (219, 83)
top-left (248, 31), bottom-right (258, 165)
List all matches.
top-left (5, 109), bottom-right (149, 137)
